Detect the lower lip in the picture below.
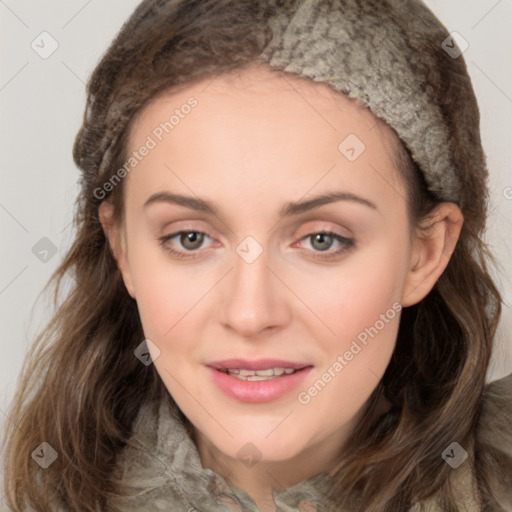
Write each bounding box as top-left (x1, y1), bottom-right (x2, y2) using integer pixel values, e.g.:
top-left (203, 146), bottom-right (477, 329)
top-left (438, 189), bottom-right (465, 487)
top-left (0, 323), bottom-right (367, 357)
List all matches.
top-left (207, 366), bottom-right (313, 403)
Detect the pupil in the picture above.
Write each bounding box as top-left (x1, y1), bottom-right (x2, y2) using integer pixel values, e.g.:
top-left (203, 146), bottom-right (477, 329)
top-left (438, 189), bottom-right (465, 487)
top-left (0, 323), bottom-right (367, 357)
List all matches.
top-left (313, 233), bottom-right (332, 251)
top-left (182, 232), bottom-right (203, 250)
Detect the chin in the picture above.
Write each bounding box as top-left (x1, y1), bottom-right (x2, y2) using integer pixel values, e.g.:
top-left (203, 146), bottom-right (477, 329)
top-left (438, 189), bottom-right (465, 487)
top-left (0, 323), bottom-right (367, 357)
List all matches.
top-left (216, 427), bottom-right (309, 464)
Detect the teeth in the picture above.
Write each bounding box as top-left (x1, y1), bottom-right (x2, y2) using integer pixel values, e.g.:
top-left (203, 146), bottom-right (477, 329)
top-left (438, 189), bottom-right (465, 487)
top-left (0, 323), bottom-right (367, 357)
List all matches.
top-left (239, 369), bottom-right (259, 377)
top-left (221, 367), bottom-right (299, 381)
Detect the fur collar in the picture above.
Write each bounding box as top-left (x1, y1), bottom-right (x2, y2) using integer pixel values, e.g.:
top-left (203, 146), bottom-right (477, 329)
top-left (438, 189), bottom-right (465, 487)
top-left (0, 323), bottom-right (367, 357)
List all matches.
top-left (108, 372), bottom-right (512, 511)
top-left (108, 394), bottom-right (335, 511)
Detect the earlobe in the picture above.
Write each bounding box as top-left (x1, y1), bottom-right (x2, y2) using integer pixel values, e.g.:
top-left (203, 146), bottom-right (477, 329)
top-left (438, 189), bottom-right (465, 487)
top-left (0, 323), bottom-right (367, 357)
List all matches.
top-left (401, 203), bottom-right (464, 307)
top-left (98, 201), bottom-right (136, 299)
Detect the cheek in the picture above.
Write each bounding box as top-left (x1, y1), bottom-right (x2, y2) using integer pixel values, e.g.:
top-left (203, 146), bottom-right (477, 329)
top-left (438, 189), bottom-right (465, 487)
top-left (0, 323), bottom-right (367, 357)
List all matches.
top-left (126, 231), bottom-right (203, 340)
top-left (294, 240), bottom-right (407, 341)
top-left (133, 270), bottom-right (202, 343)
top-left (293, 243), bottom-right (405, 412)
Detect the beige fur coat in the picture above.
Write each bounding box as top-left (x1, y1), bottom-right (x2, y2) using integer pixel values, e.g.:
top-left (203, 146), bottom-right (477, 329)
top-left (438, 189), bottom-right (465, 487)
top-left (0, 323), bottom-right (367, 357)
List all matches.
top-left (106, 372), bottom-right (512, 512)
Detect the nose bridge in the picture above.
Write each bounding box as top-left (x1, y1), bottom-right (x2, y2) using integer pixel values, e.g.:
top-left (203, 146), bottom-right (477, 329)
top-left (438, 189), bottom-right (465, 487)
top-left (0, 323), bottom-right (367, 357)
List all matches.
top-left (219, 237), bottom-right (289, 336)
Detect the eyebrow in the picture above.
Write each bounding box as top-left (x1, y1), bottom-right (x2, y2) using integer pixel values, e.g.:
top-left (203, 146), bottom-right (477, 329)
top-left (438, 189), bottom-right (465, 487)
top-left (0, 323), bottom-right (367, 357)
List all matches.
top-left (143, 190), bottom-right (378, 217)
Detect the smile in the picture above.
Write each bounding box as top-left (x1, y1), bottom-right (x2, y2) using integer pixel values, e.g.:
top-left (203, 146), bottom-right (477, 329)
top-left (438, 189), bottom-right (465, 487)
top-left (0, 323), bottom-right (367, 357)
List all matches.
top-left (218, 367), bottom-right (298, 380)
top-left (207, 363), bottom-right (313, 403)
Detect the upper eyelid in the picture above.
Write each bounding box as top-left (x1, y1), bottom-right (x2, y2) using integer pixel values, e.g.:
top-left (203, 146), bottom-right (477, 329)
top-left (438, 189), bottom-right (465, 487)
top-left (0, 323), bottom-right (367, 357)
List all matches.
top-left (159, 218), bottom-right (352, 239)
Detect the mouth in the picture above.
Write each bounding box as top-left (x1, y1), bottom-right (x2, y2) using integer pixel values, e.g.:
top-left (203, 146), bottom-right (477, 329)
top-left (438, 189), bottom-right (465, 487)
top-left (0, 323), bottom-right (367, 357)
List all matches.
top-left (207, 358), bottom-right (310, 377)
top-left (206, 358), bottom-right (313, 403)
top-left (216, 367), bottom-right (303, 381)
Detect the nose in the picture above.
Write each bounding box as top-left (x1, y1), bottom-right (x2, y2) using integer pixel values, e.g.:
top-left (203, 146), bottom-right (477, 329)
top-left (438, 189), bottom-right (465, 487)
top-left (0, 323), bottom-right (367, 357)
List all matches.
top-left (218, 246), bottom-right (291, 338)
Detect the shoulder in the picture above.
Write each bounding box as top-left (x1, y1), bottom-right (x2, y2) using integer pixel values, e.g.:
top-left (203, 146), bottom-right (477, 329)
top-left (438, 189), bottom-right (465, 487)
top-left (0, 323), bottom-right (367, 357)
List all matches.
top-left (106, 399), bottom-right (191, 512)
top-left (477, 371), bottom-right (512, 446)
top-left (106, 397), bottom-right (231, 512)
top-left (411, 372), bottom-right (512, 512)
top-left (473, 371), bottom-right (512, 508)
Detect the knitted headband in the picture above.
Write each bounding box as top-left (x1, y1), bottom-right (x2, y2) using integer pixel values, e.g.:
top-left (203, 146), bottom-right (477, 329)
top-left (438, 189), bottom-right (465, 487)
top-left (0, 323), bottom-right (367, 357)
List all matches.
top-left (78, 0), bottom-right (488, 210)
top-left (256, 0), bottom-right (486, 204)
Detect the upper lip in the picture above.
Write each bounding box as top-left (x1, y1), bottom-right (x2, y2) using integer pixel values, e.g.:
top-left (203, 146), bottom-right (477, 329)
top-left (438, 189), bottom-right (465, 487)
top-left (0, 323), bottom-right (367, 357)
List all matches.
top-left (207, 358), bottom-right (312, 371)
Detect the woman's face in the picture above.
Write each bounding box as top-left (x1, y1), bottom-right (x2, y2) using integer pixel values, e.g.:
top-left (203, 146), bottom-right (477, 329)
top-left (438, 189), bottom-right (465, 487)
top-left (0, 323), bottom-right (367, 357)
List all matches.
top-left (107, 63), bottom-right (420, 465)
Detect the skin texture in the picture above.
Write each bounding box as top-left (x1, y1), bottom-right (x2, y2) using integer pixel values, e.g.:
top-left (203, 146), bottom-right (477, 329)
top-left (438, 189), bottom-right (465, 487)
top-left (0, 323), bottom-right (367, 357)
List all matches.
top-left (100, 63), bottom-right (463, 511)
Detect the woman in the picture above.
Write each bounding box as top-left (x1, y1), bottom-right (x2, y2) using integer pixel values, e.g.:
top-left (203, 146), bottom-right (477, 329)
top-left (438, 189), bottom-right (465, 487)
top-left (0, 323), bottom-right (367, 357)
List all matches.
top-left (2, 1), bottom-right (511, 511)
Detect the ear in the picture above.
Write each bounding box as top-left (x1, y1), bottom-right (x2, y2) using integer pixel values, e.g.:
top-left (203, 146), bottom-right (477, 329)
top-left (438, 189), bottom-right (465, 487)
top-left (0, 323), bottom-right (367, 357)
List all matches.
top-left (98, 201), bottom-right (136, 299)
top-left (401, 202), bottom-right (464, 307)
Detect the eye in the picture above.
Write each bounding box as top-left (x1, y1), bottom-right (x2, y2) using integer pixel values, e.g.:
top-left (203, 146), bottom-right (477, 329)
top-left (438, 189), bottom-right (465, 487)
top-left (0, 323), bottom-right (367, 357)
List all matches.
top-left (158, 230), bottom-right (212, 260)
top-left (296, 231), bottom-right (355, 261)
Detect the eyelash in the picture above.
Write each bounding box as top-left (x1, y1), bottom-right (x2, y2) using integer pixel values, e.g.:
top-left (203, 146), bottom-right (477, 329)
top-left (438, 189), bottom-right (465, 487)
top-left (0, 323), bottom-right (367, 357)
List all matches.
top-left (158, 230), bottom-right (355, 261)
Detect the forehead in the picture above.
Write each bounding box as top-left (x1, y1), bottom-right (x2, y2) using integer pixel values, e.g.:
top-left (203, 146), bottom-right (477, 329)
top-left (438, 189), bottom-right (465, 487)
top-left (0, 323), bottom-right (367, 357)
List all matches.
top-left (124, 63), bottom-right (406, 219)
top-left (130, 62), bottom-right (394, 145)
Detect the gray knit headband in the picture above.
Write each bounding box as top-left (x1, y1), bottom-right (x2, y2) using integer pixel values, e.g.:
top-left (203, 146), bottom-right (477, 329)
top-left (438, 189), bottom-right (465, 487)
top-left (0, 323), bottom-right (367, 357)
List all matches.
top-left (80, 0), bottom-right (486, 209)
top-left (257, 0), bottom-right (485, 204)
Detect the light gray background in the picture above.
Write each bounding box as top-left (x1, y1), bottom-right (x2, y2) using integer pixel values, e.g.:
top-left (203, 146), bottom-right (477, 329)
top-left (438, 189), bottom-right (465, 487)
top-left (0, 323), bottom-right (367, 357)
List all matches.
top-left (1, 1), bottom-right (511, 439)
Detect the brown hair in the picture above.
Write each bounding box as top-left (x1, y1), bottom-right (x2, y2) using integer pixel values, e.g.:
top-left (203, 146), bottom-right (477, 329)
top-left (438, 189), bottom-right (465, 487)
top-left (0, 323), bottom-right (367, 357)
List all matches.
top-left (2, 1), bottom-right (510, 511)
